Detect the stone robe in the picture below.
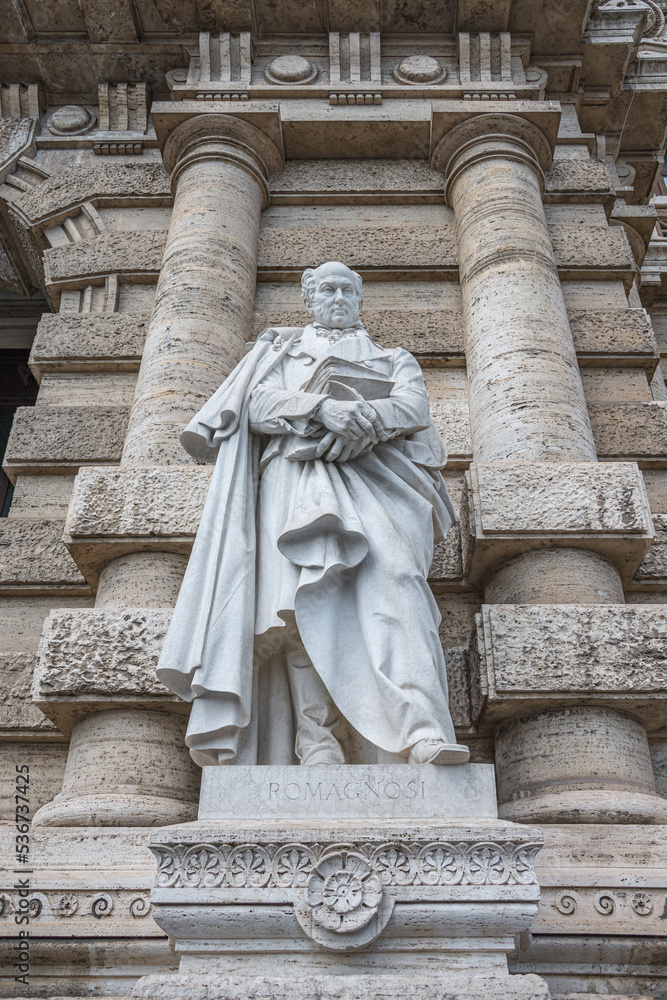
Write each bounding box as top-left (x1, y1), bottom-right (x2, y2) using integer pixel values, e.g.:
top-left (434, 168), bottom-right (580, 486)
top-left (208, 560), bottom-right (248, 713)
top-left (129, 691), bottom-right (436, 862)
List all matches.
top-left (157, 325), bottom-right (458, 765)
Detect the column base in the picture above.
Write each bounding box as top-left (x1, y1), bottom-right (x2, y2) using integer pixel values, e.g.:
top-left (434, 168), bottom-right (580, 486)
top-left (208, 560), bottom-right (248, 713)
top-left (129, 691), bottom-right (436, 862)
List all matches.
top-left (499, 787), bottom-right (667, 825)
top-left (132, 971), bottom-right (550, 1000)
top-left (32, 788), bottom-right (198, 827)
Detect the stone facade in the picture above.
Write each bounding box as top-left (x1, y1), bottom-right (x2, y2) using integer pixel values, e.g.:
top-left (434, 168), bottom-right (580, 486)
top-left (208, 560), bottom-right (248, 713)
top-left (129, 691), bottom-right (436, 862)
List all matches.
top-left (2, 0), bottom-right (667, 997)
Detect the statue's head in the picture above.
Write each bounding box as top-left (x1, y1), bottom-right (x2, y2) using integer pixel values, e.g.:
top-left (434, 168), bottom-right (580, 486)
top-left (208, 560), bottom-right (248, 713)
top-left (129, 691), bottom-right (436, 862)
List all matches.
top-left (301, 261), bottom-right (363, 329)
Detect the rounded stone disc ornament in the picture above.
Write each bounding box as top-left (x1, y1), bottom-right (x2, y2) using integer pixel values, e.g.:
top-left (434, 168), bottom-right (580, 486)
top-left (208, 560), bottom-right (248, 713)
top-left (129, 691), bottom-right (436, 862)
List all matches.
top-left (393, 55), bottom-right (446, 85)
top-left (48, 105), bottom-right (96, 135)
top-left (294, 849), bottom-right (393, 950)
top-left (265, 55), bottom-right (318, 85)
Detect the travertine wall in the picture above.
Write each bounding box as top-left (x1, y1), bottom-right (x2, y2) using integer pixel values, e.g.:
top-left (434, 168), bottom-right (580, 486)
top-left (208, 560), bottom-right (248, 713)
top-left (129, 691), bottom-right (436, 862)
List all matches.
top-left (2, 2), bottom-right (667, 995)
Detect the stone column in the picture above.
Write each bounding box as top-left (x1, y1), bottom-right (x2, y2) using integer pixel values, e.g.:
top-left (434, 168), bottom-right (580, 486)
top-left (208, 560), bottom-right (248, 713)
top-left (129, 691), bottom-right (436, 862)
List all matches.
top-left (32, 115), bottom-right (283, 826)
top-left (433, 113), bottom-right (667, 824)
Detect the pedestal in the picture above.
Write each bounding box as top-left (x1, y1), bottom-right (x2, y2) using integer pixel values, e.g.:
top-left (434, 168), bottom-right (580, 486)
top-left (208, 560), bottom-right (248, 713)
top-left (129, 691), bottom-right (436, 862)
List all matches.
top-left (132, 765), bottom-right (549, 1000)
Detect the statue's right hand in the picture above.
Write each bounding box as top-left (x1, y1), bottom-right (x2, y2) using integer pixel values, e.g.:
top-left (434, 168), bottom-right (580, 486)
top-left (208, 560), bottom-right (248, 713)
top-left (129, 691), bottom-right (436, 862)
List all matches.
top-left (318, 398), bottom-right (379, 441)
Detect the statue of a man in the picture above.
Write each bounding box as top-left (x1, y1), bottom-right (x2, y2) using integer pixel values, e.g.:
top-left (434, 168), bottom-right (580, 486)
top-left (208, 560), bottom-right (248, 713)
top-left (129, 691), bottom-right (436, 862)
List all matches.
top-left (158, 262), bottom-right (469, 769)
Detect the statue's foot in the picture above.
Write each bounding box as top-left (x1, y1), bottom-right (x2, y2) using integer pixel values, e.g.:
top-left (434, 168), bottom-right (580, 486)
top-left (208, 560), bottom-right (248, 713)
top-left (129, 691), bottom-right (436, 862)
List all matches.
top-left (408, 740), bottom-right (470, 766)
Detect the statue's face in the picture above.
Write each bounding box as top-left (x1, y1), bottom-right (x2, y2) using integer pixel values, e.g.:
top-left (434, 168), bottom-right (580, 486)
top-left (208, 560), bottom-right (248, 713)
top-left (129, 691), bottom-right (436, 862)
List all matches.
top-left (310, 273), bottom-right (361, 328)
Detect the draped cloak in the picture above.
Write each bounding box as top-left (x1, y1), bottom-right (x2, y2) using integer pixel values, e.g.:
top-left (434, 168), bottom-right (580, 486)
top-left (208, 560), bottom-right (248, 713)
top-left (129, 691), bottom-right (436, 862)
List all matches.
top-left (156, 326), bottom-right (458, 766)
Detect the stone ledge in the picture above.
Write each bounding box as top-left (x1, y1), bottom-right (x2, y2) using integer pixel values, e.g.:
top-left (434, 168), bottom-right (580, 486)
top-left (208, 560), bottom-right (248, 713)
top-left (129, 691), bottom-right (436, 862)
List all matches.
top-left (12, 161), bottom-right (170, 224)
top-left (463, 462), bottom-right (654, 586)
top-left (569, 308), bottom-right (659, 372)
top-left (43, 231), bottom-right (167, 294)
top-left (30, 313), bottom-right (149, 376)
top-left (543, 160), bottom-right (614, 204)
top-left (4, 404), bottom-right (129, 479)
top-left (0, 519), bottom-right (88, 594)
top-left (33, 608), bottom-right (178, 732)
top-left (470, 604), bottom-right (667, 730)
top-left (589, 401), bottom-right (667, 467)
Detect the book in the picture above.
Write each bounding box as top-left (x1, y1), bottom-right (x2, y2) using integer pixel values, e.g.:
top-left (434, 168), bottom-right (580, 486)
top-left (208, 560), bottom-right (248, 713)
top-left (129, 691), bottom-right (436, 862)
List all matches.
top-left (305, 357), bottom-right (394, 401)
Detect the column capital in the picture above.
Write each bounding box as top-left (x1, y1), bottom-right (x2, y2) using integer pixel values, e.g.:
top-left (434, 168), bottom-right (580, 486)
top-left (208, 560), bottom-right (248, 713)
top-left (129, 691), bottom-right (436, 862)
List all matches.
top-left (431, 112), bottom-right (556, 204)
top-left (160, 111), bottom-right (284, 201)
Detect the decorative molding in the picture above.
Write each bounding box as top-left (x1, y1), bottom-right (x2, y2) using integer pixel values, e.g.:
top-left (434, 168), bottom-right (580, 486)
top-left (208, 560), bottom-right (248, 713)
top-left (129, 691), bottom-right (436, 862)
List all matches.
top-left (152, 839), bottom-right (541, 890)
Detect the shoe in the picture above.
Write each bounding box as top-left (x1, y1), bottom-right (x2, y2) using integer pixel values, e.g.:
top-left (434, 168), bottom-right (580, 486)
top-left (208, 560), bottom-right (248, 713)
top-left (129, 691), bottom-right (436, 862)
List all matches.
top-left (408, 740), bottom-right (470, 766)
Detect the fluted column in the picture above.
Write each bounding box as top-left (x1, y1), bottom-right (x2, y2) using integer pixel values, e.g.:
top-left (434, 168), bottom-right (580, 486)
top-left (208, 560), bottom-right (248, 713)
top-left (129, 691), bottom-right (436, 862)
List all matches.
top-left (433, 114), bottom-right (667, 824)
top-left (32, 115), bottom-right (283, 827)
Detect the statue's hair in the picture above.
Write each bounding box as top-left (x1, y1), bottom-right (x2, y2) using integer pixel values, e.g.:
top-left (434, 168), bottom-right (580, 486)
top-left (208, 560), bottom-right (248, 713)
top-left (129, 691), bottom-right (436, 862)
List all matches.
top-left (301, 262), bottom-right (363, 313)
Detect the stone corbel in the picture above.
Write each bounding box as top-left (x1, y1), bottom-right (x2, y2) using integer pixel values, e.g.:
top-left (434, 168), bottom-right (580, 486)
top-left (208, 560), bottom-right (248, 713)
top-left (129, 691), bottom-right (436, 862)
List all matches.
top-left (461, 461), bottom-right (655, 588)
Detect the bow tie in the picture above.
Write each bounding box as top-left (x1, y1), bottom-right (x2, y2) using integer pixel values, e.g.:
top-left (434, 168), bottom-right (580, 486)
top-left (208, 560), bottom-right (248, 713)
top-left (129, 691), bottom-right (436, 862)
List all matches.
top-left (312, 321), bottom-right (366, 342)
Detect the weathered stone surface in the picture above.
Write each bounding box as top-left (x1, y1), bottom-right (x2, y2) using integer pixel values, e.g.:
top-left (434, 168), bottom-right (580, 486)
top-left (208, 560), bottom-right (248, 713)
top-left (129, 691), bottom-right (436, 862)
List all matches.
top-left (569, 309), bottom-right (659, 369)
top-left (589, 401), bottom-right (667, 465)
top-left (30, 313), bottom-right (149, 375)
top-left (35, 608), bottom-right (172, 699)
top-left (544, 160), bottom-right (614, 199)
top-left (550, 225), bottom-right (635, 276)
top-left (430, 523), bottom-right (463, 581)
top-left (257, 223), bottom-right (458, 272)
top-left (463, 461), bottom-right (654, 585)
top-left (471, 604), bottom-right (667, 729)
top-left (67, 466), bottom-right (211, 539)
top-left (270, 159), bottom-right (444, 200)
top-left (14, 161), bottom-right (170, 223)
top-left (0, 651), bottom-right (53, 730)
top-left (0, 519), bottom-right (87, 591)
top-left (430, 400), bottom-right (472, 465)
top-left (4, 404), bottom-right (129, 475)
top-left (44, 231), bottom-right (167, 286)
top-left (633, 513), bottom-right (667, 584)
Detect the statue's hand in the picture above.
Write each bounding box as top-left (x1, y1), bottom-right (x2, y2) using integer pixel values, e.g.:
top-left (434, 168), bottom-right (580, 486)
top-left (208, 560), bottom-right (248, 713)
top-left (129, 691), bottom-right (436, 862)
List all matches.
top-left (317, 398), bottom-right (381, 441)
top-left (315, 431), bottom-right (374, 463)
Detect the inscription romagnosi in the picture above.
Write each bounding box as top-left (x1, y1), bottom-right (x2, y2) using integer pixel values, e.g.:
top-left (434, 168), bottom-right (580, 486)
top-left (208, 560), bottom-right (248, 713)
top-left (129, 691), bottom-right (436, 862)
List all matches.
top-left (267, 776), bottom-right (426, 803)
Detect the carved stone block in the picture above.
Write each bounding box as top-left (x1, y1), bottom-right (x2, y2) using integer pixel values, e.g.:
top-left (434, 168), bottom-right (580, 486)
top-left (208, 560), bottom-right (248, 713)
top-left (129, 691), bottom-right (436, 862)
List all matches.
top-left (470, 603), bottom-right (667, 729)
top-left (430, 399), bottom-right (472, 466)
top-left (30, 313), bottom-right (149, 375)
top-left (569, 308), bottom-right (659, 371)
top-left (43, 231), bottom-right (167, 293)
top-left (0, 520), bottom-right (87, 593)
top-left (589, 401), bottom-right (667, 465)
top-left (463, 461), bottom-right (654, 585)
top-left (33, 608), bottom-right (177, 731)
top-left (544, 159), bottom-right (614, 201)
top-left (4, 404), bottom-right (129, 477)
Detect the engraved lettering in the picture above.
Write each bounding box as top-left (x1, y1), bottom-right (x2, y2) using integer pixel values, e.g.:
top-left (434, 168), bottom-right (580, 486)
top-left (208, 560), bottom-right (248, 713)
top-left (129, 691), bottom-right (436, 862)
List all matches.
top-left (406, 779), bottom-right (417, 800)
top-left (364, 780), bottom-right (380, 798)
top-left (384, 782), bottom-right (401, 799)
top-left (284, 782), bottom-right (301, 801)
top-left (326, 783), bottom-right (343, 800)
top-left (269, 782), bottom-right (279, 799)
top-left (344, 781), bottom-right (361, 799)
top-left (306, 782), bottom-right (322, 800)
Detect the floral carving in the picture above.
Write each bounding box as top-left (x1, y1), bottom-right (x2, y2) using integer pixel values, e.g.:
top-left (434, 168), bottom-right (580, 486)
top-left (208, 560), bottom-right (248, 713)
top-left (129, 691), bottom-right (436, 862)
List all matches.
top-left (228, 846), bottom-right (271, 888)
top-left (150, 839), bottom-right (541, 889)
top-left (631, 891), bottom-right (654, 916)
top-left (372, 844), bottom-right (413, 885)
top-left (273, 845), bottom-right (316, 887)
top-left (306, 851), bottom-right (382, 933)
top-left (55, 893), bottom-right (78, 917)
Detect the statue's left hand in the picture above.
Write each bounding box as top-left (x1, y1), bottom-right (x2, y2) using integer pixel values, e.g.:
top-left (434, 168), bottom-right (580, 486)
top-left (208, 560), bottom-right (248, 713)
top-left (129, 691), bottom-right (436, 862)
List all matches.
top-left (314, 431), bottom-right (374, 463)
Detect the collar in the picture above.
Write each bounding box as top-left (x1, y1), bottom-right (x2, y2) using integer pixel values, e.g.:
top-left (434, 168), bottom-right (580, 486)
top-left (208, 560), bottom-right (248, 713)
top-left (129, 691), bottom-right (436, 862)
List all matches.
top-left (311, 320), bottom-right (366, 343)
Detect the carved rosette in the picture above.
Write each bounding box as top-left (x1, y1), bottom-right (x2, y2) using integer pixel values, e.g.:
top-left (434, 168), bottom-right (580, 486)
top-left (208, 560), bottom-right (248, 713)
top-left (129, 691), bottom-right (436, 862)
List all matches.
top-left (306, 851), bottom-right (383, 932)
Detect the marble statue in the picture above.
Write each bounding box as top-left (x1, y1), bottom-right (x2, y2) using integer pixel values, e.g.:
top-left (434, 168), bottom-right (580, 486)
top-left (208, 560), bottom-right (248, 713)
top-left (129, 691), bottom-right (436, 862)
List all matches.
top-left (157, 262), bottom-right (469, 769)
